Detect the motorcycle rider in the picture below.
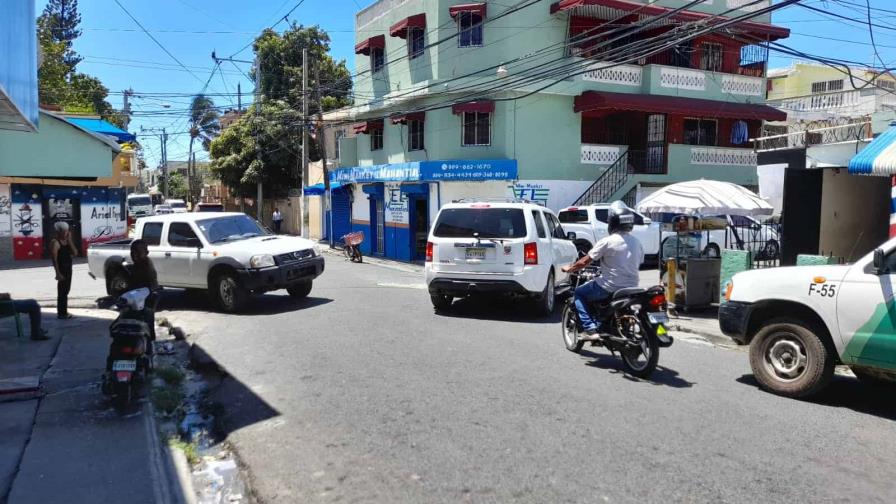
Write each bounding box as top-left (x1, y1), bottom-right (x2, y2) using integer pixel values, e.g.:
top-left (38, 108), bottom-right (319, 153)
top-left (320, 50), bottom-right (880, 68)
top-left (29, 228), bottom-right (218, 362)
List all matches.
top-left (562, 201), bottom-right (644, 340)
top-left (127, 239), bottom-right (159, 349)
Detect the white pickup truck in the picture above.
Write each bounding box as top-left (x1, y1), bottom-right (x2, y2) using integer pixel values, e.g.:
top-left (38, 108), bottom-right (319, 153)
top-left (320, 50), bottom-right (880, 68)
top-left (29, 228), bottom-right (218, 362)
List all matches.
top-left (720, 239), bottom-right (896, 398)
top-left (88, 212), bottom-right (325, 312)
top-left (557, 203), bottom-right (660, 260)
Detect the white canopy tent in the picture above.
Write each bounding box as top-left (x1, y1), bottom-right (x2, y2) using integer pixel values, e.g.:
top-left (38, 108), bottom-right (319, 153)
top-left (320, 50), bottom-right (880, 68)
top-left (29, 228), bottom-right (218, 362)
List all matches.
top-left (636, 180), bottom-right (773, 217)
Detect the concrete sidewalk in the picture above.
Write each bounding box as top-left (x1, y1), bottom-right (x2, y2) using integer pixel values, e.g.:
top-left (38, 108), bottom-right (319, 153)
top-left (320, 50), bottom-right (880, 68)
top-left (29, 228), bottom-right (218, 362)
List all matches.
top-left (0, 307), bottom-right (188, 504)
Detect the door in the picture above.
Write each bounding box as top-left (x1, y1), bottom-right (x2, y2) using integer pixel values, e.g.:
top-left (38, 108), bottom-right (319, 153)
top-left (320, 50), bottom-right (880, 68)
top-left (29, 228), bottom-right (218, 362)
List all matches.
top-left (837, 252), bottom-right (896, 368)
top-left (409, 195), bottom-right (429, 261)
top-left (645, 114), bottom-right (666, 174)
top-left (544, 211), bottom-right (577, 284)
top-left (140, 221), bottom-right (166, 282)
top-left (374, 198), bottom-right (385, 255)
top-left (330, 189), bottom-right (352, 243)
top-left (43, 196), bottom-right (81, 257)
top-left (162, 222), bottom-right (203, 287)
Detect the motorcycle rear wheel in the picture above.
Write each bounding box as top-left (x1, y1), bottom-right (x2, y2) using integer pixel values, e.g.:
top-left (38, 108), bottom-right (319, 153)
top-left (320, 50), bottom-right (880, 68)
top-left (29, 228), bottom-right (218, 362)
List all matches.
top-left (113, 381), bottom-right (133, 413)
top-left (619, 316), bottom-right (660, 378)
top-left (561, 302), bottom-right (584, 353)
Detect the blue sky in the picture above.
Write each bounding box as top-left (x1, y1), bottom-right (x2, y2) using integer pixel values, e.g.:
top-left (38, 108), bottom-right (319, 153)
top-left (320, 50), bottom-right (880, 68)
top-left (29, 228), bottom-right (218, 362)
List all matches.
top-left (40, 0), bottom-right (896, 169)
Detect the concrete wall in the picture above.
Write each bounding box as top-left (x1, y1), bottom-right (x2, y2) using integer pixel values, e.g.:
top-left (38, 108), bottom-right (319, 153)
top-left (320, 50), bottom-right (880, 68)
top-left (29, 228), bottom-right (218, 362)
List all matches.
top-left (819, 169), bottom-right (889, 261)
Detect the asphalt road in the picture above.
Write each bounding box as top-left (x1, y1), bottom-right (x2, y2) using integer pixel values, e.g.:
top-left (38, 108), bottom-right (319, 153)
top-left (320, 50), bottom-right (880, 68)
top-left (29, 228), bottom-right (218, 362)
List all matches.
top-left (4, 256), bottom-right (894, 503)
top-left (149, 254), bottom-right (895, 504)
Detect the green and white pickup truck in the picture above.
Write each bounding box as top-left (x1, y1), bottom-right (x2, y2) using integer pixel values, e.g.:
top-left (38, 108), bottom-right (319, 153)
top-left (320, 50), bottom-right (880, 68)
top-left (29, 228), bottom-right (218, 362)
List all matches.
top-left (720, 240), bottom-right (896, 397)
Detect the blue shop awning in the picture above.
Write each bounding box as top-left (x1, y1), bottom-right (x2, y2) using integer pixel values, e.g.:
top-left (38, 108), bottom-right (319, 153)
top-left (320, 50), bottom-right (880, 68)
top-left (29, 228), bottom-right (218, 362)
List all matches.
top-left (303, 181), bottom-right (344, 195)
top-left (64, 117), bottom-right (136, 143)
top-left (849, 125), bottom-right (896, 175)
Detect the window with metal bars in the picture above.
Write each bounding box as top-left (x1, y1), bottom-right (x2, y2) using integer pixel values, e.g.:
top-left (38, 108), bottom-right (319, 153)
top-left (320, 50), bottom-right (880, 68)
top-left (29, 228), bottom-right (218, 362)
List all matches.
top-left (370, 47), bottom-right (385, 73)
top-left (700, 42), bottom-right (723, 72)
top-left (408, 27), bottom-right (424, 59)
top-left (458, 12), bottom-right (483, 47)
top-left (370, 128), bottom-right (383, 151)
top-left (683, 118), bottom-right (718, 146)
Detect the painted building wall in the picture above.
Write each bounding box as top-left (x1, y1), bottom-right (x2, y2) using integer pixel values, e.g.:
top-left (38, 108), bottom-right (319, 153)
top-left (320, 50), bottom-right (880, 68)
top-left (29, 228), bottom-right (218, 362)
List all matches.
top-left (0, 112), bottom-right (116, 178)
top-left (0, 0), bottom-right (39, 131)
top-left (767, 63), bottom-right (896, 101)
top-left (818, 169), bottom-right (889, 260)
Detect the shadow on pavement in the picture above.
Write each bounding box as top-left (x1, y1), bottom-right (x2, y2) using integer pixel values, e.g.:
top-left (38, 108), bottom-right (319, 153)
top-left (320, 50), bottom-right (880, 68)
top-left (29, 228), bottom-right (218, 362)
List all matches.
top-left (190, 345), bottom-right (281, 438)
top-left (436, 296), bottom-right (562, 324)
top-left (579, 349), bottom-right (695, 388)
top-left (155, 289), bottom-right (333, 316)
top-left (0, 257), bottom-right (87, 272)
top-left (736, 373), bottom-right (896, 421)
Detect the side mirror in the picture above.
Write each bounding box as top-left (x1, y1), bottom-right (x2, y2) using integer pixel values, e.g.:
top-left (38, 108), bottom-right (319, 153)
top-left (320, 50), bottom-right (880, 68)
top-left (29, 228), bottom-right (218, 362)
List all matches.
top-left (566, 231), bottom-right (577, 241)
top-left (186, 237), bottom-right (203, 249)
top-left (873, 248), bottom-right (886, 275)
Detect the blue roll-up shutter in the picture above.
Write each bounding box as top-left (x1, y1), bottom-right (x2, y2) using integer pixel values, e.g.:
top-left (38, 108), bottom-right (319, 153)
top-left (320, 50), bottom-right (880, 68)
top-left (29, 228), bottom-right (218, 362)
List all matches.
top-left (331, 189), bottom-right (352, 241)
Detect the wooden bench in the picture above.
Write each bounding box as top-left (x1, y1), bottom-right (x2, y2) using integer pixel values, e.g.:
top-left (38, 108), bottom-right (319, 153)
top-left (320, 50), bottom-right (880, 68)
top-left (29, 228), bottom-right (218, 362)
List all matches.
top-left (0, 300), bottom-right (25, 339)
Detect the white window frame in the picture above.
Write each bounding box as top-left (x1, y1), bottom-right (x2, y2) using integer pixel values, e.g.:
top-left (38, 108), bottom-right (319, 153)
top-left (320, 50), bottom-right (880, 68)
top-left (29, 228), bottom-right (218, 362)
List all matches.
top-left (370, 128), bottom-right (383, 151)
top-left (407, 119), bottom-right (425, 151)
top-left (408, 27), bottom-right (425, 60)
top-left (457, 12), bottom-right (484, 48)
top-left (461, 111), bottom-right (491, 147)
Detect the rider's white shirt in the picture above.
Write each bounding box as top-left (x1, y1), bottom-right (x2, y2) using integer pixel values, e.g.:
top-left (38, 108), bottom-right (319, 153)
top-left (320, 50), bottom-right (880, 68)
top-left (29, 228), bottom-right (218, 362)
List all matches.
top-left (587, 232), bottom-right (644, 291)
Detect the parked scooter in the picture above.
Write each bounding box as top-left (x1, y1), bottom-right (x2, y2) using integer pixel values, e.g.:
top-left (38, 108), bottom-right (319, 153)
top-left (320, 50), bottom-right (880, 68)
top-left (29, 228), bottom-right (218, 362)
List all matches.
top-left (99, 287), bottom-right (156, 412)
top-left (561, 265), bottom-right (673, 378)
top-left (342, 231), bottom-right (364, 263)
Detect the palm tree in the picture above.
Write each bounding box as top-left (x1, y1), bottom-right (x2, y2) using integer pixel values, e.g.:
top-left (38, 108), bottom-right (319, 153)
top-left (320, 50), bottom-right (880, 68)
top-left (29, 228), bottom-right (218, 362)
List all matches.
top-left (187, 94), bottom-right (221, 207)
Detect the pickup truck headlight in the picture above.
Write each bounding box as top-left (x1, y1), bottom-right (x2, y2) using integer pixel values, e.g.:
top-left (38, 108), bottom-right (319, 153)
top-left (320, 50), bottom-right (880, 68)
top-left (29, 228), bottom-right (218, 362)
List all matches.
top-left (311, 244), bottom-right (321, 257)
top-left (249, 254), bottom-right (275, 269)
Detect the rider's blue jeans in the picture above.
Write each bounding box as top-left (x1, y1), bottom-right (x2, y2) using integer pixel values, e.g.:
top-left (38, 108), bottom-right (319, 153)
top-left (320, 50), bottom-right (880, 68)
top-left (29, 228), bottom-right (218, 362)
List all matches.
top-left (574, 280), bottom-right (611, 333)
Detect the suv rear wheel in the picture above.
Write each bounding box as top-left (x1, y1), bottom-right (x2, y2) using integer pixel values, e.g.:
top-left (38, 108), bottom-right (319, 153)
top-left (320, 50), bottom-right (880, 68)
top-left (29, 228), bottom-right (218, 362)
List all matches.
top-left (535, 272), bottom-right (556, 316)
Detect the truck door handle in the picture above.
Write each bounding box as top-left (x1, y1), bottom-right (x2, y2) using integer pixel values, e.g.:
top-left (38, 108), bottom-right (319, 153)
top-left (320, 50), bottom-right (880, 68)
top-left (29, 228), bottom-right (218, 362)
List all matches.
top-left (165, 252), bottom-right (172, 257)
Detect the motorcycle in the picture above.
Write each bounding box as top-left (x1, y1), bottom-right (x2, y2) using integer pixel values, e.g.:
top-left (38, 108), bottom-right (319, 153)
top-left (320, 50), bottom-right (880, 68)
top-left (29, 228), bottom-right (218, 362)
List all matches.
top-left (99, 287), bottom-right (156, 413)
top-left (561, 265), bottom-right (673, 378)
top-left (342, 231), bottom-right (364, 263)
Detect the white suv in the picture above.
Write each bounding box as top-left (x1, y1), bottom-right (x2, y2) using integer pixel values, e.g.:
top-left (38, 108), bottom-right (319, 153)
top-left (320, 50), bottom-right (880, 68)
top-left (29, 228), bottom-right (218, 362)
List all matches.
top-left (425, 201), bottom-right (578, 314)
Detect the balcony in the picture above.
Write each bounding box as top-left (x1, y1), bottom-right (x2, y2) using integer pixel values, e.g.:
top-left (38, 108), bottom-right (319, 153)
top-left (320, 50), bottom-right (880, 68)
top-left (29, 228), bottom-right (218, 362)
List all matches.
top-left (765, 89), bottom-right (896, 122)
top-left (575, 60), bottom-right (766, 103)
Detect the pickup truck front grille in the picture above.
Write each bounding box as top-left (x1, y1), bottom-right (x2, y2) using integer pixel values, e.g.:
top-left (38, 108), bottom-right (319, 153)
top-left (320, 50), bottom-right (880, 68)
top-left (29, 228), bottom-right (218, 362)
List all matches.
top-left (275, 249), bottom-right (315, 265)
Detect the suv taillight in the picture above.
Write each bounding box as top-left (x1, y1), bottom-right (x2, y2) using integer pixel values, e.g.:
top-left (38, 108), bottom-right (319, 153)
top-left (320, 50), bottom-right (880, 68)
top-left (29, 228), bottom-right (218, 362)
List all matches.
top-left (524, 242), bottom-right (538, 265)
top-left (425, 242), bottom-right (434, 262)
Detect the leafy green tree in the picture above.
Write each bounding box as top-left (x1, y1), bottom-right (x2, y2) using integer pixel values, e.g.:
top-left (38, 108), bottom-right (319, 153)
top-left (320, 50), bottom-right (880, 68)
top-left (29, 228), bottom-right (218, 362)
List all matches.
top-left (187, 95), bottom-right (221, 205)
top-left (160, 172), bottom-right (188, 200)
top-left (37, 0), bottom-right (83, 73)
top-left (210, 24), bottom-right (351, 198)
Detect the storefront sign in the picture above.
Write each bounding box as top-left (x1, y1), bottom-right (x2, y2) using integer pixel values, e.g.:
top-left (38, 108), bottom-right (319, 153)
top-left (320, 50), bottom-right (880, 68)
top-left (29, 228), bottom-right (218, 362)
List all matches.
top-left (385, 183), bottom-right (409, 225)
top-left (11, 187), bottom-right (43, 259)
top-left (511, 180), bottom-right (594, 211)
top-left (331, 159), bottom-right (517, 184)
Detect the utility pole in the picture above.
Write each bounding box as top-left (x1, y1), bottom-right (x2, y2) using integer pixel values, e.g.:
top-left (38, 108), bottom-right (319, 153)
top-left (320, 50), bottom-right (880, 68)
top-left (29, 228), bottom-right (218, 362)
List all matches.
top-left (301, 47), bottom-right (309, 239)
top-left (255, 56), bottom-right (263, 222)
top-left (141, 126), bottom-right (169, 198)
top-left (313, 57), bottom-right (331, 245)
top-left (122, 88), bottom-right (134, 129)
top-left (237, 82), bottom-right (242, 111)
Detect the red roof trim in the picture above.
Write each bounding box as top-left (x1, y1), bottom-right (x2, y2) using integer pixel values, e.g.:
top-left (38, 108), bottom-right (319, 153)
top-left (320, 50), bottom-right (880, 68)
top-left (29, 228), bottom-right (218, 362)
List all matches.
top-left (354, 34), bottom-right (386, 55)
top-left (389, 13), bottom-right (427, 39)
top-left (390, 112), bottom-right (426, 124)
top-left (449, 3), bottom-right (487, 18)
top-left (573, 91), bottom-right (786, 121)
top-left (550, 0), bottom-right (790, 41)
top-left (451, 100), bottom-right (495, 115)
top-left (353, 119), bottom-right (385, 134)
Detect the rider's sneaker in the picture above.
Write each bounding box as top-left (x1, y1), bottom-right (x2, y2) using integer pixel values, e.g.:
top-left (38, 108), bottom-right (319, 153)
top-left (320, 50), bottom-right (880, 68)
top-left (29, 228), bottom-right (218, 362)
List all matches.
top-left (579, 328), bottom-right (601, 341)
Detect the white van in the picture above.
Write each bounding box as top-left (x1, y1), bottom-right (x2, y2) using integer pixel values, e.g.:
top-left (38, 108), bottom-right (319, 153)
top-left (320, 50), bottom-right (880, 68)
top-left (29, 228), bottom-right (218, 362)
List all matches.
top-left (126, 193), bottom-right (153, 221)
top-left (424, 200), bottom-right (578, 314)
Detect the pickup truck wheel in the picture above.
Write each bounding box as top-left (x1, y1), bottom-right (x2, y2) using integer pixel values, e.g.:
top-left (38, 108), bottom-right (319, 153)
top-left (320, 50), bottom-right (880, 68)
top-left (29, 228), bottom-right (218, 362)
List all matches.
top-left (212, 273), bottom-right (247, 312)
top-left (287, 281), bottom-right (313, 299)
top-left (749, 320), bottom-right (834, 398)
top-left (107, 269), bottom-right (130, 297)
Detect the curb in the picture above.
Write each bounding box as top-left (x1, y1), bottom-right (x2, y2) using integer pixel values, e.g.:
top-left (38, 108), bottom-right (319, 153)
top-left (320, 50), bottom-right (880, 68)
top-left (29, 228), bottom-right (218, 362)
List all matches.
top-left (321, 247), bottom-right (424, 274)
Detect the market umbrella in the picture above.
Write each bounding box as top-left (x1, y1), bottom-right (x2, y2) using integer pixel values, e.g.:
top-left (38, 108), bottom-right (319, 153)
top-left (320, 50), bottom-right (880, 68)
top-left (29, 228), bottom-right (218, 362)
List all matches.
top-left (636, 180), bottom-right (773, 217)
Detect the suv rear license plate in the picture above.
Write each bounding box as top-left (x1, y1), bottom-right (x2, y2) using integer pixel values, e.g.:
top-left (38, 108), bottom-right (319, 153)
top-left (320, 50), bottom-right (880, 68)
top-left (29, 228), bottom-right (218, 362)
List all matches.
top-left (647, 312), bottom-right (669, 324)
top-left (465, 248), bottom-right (486, 260)
top-left (112, 360), bottom-right (137, 372)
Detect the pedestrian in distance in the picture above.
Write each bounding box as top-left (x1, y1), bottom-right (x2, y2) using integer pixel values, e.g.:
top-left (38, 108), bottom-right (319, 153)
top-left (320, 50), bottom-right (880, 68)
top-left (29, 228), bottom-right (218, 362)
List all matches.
top-left (50, 221), bottom-right (78, 320)
top-left (0, 293), bottom-right (50, 340)
top-left (272, 207), bottom-right (283, 234)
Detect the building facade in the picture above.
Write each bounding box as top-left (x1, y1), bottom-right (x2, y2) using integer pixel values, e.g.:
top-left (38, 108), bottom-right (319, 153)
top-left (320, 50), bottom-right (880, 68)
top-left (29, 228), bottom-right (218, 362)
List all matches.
top-left (0, 111), bottom-right (129, 261)
top-left (325, 0), bottom-right (789, 261)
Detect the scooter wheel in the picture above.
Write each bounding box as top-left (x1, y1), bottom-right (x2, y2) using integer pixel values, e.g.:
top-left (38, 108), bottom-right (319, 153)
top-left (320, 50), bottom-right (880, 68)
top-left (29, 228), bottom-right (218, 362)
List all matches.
top-left (113, 382), bottom-right (133, 413)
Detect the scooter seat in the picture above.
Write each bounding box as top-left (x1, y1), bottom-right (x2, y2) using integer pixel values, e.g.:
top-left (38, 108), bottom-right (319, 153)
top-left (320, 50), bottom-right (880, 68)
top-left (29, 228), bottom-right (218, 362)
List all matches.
top-left (612, 287), bottom-right (646, 299)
